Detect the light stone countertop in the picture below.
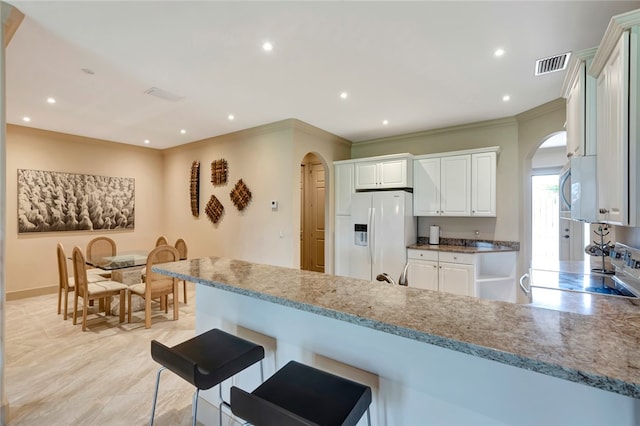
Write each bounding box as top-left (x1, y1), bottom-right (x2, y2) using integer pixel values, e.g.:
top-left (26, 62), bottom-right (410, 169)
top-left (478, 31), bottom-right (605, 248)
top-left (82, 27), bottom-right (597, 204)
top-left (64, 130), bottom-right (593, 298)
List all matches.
top-left (153, 257), bottom-right (640, 399)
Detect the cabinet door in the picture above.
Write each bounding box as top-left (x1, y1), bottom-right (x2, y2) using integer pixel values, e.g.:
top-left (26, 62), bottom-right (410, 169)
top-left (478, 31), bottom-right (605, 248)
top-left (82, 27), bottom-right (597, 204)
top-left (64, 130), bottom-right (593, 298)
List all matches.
top-left (354, 162), bottom-right (378, 190)
top-left (335, 163), bottom-right (354, 216)
top-left (413, 157), bottom-right (441, 216)
top-left (440, 155), bottom-right (471, 216)
top-left (596, 31), bottom-right (629, 225)
top-left (471, 152), bottom-right (496, 217)
top-left (407, 259), bottom-right (438, 291)
top-left (378, 159), bottom-right (407, 189)
top-left (439, 261), bottom-right (474, 297)
top-left (566, 62), bottom-right (586, 159)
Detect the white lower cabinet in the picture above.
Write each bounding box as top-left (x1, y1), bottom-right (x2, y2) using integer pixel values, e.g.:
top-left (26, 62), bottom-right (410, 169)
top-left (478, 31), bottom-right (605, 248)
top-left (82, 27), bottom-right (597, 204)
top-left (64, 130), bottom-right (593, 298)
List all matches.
top-left (439, 261), bottom-right (474, 296)
top-left (406, 250), bottom-right (438, 291)
top-left (407, 249), bottom-right (516, 302)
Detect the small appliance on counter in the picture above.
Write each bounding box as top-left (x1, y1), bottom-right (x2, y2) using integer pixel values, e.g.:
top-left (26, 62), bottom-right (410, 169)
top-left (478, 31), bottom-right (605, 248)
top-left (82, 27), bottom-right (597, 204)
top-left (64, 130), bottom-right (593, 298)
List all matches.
top-left (429, 225), bottom-right (440, 245)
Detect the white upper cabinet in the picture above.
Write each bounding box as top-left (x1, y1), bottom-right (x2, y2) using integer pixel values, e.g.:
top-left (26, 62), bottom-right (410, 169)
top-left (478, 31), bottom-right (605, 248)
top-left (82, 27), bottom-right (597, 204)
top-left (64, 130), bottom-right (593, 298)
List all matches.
top-left (566, 62), bottom-right (586, 159)
top-left (354, 155), bottom-right (413, 190)
top-left (414, 147), bottom-right (498, 217)
top-left (334, 161), bottom-right (354, 216)
top-left (588, 10), bottom-right (640, 227)
top-left (471, 151), bottom-right (497, 217)
top-left (413, 157), bottom-right (441, 215)
top-left (440, 155), bottom-right (471, 216)
top-left (595, 32), bottom-right (628, 225)
top-left (563, 48), bottom-right (597, 159)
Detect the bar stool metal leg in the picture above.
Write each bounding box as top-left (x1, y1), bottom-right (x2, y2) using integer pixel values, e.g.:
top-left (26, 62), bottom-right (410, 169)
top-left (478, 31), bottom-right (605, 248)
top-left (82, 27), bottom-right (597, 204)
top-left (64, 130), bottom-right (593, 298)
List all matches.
top-left (150, 366), bottom-right (167, 426)
top-left (218, 359), bottom-right (264, 426)
top-left (192, 388), bottom-right (199, 426)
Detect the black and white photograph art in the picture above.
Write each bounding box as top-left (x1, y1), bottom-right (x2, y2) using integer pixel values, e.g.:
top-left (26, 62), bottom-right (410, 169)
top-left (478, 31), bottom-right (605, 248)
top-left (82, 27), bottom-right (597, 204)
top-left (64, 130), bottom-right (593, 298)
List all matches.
top-left (18, 169), bottom-right (135, 233)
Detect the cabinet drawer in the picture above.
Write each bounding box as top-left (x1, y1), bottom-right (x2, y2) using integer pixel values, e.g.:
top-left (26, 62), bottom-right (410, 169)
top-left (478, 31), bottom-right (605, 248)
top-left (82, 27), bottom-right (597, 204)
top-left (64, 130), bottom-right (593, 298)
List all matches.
top-left (407, 249), bottom-right (438, 261)
top-left (439, 251), bottom-right (474, 264)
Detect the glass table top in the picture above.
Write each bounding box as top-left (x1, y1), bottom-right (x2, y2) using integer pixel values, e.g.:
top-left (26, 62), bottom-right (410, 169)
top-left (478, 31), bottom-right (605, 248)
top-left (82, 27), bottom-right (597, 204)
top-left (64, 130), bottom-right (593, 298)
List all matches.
top-left (86, 250), bottom-right (149, 270)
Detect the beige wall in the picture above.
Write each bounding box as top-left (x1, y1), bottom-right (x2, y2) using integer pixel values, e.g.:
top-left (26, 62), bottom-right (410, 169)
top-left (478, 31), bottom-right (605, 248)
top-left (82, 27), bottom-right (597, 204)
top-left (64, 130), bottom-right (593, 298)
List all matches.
top-left (6, 125), bottom-right (165, 298)
top-left (6, 120), bottom-right (349, 298)
top-left (161, 119), bottom-right (350, 269)
top-left (352, 117), bottom-right (520, 242)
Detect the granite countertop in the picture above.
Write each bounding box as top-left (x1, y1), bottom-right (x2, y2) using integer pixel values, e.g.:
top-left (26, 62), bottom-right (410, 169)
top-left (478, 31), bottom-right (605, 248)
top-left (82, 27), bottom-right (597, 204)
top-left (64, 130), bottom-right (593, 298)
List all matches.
top-left (408, 243), bottom-right (518, 254)
top-left (408, 237), bottom-right (519, 253)
top-left (153, 257), bottom-right (640, 399)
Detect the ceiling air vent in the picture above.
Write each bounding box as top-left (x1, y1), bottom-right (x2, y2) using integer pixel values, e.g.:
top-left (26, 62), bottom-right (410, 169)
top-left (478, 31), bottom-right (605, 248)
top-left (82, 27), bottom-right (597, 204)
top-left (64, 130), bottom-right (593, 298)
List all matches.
top-left (535, 52), bottom-right (571, 76)
top-left (144, 87), bottom-right (183, 102)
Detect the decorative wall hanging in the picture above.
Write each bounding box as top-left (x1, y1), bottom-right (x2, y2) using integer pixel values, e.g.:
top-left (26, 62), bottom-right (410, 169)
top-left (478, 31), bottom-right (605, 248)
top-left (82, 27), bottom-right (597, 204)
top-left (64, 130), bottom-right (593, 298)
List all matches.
top-left (230, 179), bottom-right (252, 211)
top-left (205, 195), bottom-right (224, 224)
top-left (211, 159), bottom-right (228, 186)
top-left (190, 161), bottom-right (200, 217)
top-left (17, 168), bottom-right (135, 233)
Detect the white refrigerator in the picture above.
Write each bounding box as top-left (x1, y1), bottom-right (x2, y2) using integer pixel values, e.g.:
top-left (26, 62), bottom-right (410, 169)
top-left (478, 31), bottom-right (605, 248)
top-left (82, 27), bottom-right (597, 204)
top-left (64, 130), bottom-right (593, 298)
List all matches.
top-left (348, 191), bottom-right (416, 281)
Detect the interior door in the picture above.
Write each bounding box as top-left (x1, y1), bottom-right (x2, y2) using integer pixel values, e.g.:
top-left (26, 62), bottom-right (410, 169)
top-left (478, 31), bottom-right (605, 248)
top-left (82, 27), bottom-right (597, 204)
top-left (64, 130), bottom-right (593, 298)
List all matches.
top-left (308, 162), bottom-right (325, 272)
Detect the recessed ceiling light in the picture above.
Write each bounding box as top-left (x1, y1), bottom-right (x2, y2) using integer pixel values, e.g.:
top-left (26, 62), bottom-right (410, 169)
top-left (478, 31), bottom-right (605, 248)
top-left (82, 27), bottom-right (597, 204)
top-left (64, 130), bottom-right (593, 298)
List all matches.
top-left (228, 114), bottom-right (235, 121)
top-left (382, 120), bottom-right (389, 126)
top-left (46, 97), bottom-right (56, 104)
top-left (502, 95), bottom-right (511, 102)
top-left (494, 48), bottom-right (505, 57)
top-left (262, 41), bottom-right (273, 52)
top-left (144, 139), bottom-right (150, 144)
top-left (22, 116), bottom-right (31, 122)
top-left (340, 92), bottom-right (348, 100)
top-left (180, 129), bottom-right (186, 134)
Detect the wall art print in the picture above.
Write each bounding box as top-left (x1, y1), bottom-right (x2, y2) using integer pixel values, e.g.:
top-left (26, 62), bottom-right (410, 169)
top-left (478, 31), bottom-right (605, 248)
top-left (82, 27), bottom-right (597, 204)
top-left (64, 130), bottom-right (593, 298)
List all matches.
top-left (17, 169), bottom-right (135, 233)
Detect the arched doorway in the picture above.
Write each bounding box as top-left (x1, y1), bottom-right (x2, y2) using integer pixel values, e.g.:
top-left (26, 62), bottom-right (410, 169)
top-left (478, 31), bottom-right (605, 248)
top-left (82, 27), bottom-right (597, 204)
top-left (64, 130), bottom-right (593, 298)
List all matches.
top-left (530, 131), bottom-right (586, 269)
top-left (300, 153), bottom-right (326, 272)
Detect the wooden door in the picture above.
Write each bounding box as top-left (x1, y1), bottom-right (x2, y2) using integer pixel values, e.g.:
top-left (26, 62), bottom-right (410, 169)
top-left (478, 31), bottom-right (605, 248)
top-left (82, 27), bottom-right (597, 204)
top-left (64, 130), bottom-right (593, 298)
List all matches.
top-left (301, 157), bottom-right (325, 273)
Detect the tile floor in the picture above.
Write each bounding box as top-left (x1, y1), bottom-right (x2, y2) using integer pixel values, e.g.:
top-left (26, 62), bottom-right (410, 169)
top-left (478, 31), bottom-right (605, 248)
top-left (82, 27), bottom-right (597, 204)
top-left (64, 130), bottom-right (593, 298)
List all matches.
top-left (5, 284), bottom-right (202, 425)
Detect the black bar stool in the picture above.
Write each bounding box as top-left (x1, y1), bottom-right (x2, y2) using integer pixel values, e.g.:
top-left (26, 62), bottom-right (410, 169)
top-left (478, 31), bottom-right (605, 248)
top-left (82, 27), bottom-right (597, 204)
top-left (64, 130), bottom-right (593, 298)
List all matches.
top-left (150, 328), bottom-right (265, 426)
top-left (230, 360), bottom-right (372, 426)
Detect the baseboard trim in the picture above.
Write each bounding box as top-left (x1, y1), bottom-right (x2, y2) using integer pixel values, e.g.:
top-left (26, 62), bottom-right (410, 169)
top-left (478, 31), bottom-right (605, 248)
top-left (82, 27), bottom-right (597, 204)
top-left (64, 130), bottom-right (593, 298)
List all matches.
top-left (6, 285), bottom-right (57, 301)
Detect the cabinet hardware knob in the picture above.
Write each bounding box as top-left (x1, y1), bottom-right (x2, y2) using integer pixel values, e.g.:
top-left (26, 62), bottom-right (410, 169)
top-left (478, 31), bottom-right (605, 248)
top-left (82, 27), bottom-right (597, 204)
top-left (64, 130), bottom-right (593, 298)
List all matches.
top-left (599, 208), bottom-right (609, 214)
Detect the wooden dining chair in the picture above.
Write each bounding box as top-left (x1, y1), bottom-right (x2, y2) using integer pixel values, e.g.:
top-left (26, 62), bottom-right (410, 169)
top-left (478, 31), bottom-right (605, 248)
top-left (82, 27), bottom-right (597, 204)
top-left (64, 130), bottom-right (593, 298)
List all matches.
top-left (86, 236), bottom-right (117, 277)
top-left (56, 243), bottom-right (76, 320)
top-left (174, 238), bottom-right (188, 303)
top-left (128, 245), bottom-right (180, 329)
top-left (57, 243), bottom-right (109, 320)
top-left (155, 235), bottom-right (169, 247)
top-left (71, 246), bottom-right (128, 331)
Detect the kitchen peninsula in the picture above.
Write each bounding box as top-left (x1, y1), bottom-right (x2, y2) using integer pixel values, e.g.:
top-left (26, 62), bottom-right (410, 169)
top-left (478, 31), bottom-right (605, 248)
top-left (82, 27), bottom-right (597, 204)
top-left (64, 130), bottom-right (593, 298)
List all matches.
top-left (154, 257), bottom-right (640, 425)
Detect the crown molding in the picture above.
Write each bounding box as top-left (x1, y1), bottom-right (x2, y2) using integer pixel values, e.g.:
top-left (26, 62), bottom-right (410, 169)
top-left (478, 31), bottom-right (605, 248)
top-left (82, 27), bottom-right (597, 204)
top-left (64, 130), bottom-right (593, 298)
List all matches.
top-left (561, 47), bottom-right (597, 98)
top-left (515, 98), bottom-right (565, 123)
top-left (589, 9), bottom-right (640, 77)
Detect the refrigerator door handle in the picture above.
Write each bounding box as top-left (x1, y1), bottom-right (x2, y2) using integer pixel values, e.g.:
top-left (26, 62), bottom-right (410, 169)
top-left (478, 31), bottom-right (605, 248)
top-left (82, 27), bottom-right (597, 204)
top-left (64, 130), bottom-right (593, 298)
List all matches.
top-left (368, 207), bottom-right (374, 264)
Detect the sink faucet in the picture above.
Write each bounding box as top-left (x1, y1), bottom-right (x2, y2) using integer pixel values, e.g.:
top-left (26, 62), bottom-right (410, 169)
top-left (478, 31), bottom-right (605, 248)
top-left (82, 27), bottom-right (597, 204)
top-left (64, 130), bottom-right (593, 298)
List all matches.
top-left (376, 262), bottom-right (409, 286)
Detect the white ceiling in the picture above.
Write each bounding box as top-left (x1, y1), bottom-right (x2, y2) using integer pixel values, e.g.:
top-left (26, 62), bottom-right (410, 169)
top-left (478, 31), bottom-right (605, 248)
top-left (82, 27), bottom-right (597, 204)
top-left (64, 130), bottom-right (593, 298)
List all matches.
top-left (5, 1), bottom-right (640, 150)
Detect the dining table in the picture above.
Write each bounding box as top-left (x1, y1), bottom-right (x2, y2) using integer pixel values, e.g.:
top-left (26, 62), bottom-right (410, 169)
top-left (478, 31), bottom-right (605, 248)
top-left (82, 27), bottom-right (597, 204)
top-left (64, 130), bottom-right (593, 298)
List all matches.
top-left (85, 250), bottom-right (149, 284)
